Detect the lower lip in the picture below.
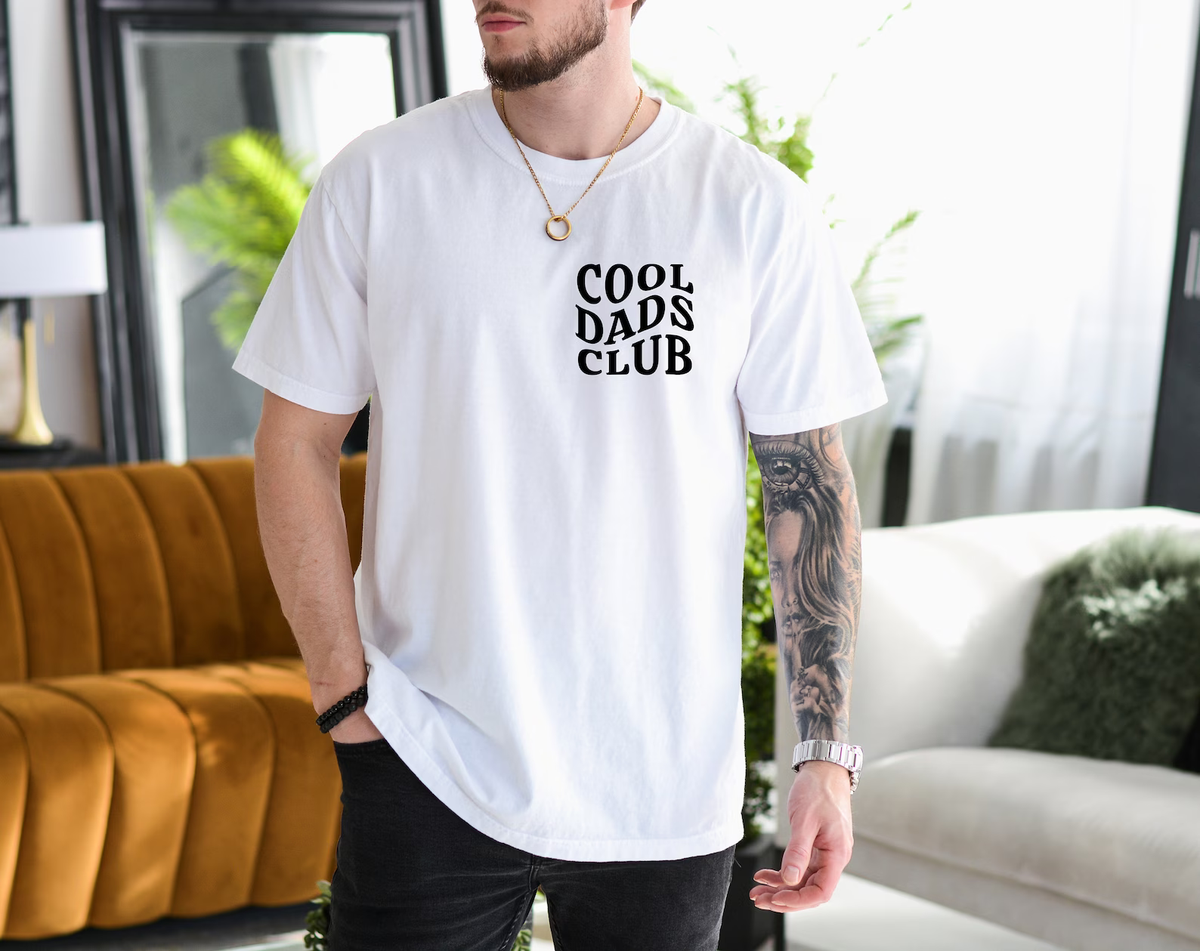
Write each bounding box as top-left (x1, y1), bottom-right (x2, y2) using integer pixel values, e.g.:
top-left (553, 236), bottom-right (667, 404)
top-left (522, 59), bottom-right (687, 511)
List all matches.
top-left (483, 21), bottom-right (522, 32)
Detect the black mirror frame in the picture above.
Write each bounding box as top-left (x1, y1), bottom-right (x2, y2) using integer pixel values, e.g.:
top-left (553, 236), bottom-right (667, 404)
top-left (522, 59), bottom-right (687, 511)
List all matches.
top-left (71, 0), bottom-right (448, 462)
top-left (0, 0), bottom-right (16, 227)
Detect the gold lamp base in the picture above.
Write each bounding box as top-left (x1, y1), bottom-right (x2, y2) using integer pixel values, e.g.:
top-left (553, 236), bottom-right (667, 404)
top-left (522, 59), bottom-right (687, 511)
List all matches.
top-left (12, 313), bottom-right (54, 446)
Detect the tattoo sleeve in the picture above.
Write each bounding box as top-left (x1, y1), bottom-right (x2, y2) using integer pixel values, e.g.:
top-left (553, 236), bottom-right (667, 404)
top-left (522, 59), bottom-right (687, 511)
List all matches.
top-left (750, 425), bottom-right (862, 743)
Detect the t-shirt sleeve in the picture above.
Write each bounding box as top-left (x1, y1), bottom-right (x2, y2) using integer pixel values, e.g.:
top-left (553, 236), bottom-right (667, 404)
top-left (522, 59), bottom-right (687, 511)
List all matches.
top-left (232, 176), bottom-right (375, 415)
top-left (735, 173), bottom-right (887, 436)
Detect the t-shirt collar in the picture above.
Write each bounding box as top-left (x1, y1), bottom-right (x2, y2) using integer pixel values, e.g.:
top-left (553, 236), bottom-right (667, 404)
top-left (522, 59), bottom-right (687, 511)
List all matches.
top-left (467, 85), bottom-right (679, 185)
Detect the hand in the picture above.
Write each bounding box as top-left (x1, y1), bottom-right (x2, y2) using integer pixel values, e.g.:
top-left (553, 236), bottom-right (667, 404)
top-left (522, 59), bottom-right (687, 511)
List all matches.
top-left (327, 705), bottom-right (385, 744)
top-left (749, 760), bottom-right (853, 913)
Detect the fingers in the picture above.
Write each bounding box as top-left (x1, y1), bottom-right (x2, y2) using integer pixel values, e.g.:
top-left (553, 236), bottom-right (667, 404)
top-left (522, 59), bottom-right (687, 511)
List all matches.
top-left (778, 836), bottom-right (812, 887)
top-left (750, 862), bottom-right (843, 912)
top-left (751, 866), bottom-right (817, 889)
top-left (749, 842), bottom-right (849, 913)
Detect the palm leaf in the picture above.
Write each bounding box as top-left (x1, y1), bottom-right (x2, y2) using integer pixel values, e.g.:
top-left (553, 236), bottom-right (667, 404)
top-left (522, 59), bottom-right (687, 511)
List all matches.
top-left (165, 129), bottom-right (313, 351)
top-left (852, 209), bottom-right (923, 362)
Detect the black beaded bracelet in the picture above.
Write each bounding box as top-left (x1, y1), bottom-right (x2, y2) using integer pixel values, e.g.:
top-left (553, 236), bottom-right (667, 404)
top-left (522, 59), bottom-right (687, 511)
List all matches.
top-left (316, 666), bottom-right (371, 734)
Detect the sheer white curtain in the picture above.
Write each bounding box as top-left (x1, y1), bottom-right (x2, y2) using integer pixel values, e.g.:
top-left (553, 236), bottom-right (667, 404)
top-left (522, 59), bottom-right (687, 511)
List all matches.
top-left (901, 1), bottom-right (1197, 524)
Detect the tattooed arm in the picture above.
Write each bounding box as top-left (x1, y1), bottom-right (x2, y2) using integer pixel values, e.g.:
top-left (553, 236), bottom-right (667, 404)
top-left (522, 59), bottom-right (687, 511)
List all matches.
top-left (748, 424), bottom-right (860, 912)
top-left (752, 424), bottom-right (861, 744)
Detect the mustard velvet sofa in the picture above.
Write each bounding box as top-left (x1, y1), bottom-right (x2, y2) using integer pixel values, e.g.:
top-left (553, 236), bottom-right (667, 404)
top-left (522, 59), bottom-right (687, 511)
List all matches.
top-left (0, 453), bottom-right (367, 939)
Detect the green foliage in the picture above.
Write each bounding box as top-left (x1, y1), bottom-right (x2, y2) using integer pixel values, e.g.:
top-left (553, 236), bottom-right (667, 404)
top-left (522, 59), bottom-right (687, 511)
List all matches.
top-left (724, 77), bottom-right (814, 183)
top-left (303, 879), bottom-right (330, 950)
top-left (165, 129), bottom-right (313, 351)
top-left (852, 208), bottom-right (924, 363)
top-left (740, 637), bottom-right (777, 841)
top-left (633, 60), bottom-right (697, 113)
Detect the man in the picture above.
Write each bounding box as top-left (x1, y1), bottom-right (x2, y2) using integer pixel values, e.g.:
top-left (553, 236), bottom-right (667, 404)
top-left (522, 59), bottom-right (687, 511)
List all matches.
top-left (236, 0), bottom-right (886, 947)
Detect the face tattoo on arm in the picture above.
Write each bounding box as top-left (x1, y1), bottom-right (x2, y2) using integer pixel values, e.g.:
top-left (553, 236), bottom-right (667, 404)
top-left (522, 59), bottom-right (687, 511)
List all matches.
top-left (751, 425), bottom-right (862, 744)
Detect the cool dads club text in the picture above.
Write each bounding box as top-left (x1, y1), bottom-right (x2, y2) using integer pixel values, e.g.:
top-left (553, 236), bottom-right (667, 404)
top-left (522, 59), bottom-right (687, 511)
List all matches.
top-left (575, 263), bottom-right (694, 376)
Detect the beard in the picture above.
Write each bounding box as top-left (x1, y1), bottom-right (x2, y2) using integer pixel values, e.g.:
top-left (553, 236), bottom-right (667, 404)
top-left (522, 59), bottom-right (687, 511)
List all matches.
top-left (482, 1), bottom-right (608, 91)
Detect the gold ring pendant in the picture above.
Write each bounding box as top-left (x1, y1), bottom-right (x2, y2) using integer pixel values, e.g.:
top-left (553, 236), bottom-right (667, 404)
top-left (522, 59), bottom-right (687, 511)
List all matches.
top-left (546, 215), bottom-right (572, 241)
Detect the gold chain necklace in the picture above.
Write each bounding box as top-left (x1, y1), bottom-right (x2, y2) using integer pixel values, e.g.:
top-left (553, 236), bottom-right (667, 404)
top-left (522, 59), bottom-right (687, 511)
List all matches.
top-left (499, 87), bottom-right (645, 242)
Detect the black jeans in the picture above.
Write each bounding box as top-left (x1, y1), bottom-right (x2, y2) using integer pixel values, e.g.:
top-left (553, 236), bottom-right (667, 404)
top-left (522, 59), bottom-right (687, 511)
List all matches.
top-left (329, 738), bottom-right (736, 951)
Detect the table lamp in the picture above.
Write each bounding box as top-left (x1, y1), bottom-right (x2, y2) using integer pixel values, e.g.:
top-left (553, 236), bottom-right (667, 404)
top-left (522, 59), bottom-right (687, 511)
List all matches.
top-left (0, 222), bottom-right (108, 446)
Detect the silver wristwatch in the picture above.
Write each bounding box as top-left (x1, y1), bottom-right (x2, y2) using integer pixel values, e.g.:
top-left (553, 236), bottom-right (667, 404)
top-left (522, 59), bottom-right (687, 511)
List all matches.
top-left (792, 739), bottom-right (863, 794)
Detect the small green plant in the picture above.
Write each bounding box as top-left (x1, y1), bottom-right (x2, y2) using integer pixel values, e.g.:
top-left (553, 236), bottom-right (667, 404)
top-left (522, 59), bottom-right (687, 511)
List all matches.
top-left (304, 879), bottom-right (330, 950)
top-left (165, 129), bottom-right (313, 351)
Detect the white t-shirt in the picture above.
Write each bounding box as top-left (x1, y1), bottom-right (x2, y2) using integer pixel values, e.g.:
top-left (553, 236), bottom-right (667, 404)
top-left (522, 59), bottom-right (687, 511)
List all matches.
top-left (234, 87), bottom-right (886, 862)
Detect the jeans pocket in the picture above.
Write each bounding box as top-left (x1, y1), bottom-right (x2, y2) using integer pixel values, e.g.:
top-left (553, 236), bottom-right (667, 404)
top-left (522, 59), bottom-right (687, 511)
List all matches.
top-left (332, 738), bottom-right (393, 778)
top-left (332, 737), bottom-right (392, 754)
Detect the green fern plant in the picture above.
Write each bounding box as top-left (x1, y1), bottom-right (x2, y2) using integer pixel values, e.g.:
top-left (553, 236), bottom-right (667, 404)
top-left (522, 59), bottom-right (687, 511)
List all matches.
top-left (853, 209), bottom-right (922, 363)
top-left (164, 129), bottom-right (313, 351)
top-left (304, 879), bottom-right (331, 950)
top-left (723, 76), bottom-right (815, 183)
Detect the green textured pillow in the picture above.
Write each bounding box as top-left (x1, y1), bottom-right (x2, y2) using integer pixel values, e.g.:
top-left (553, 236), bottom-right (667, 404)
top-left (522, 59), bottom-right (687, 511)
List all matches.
top-left (988, 527), bottom-right (1200, 765)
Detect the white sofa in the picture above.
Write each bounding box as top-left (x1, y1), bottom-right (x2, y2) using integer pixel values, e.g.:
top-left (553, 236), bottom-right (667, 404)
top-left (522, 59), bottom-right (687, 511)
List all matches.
top-left (773, 506), bottom-right (1200, 951)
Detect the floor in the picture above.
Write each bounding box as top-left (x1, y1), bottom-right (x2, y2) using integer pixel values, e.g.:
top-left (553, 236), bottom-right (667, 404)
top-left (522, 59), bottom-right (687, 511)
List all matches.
top-left (0, 875), bottom-right (1066, 951)
top-left (0, 903), bottom-right (314, 951)
top-left (780, 874), bottom-right (1064, 951)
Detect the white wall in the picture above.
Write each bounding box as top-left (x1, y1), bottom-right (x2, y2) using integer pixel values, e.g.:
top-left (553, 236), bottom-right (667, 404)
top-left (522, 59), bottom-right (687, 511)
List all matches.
top-left (8, 0), bottom-right (101, 448)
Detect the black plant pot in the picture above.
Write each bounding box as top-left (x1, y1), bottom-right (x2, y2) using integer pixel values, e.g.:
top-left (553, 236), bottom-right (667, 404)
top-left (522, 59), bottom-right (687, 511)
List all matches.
top-left (718, 835), bottom-right (779, 951)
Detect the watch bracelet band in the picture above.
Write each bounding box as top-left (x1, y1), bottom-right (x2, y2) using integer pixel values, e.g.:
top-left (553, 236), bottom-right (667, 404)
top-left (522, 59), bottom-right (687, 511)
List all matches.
top-left (315, 664), bottom-right (372, 734)
top-left (792, 739), bottom-right (863, 794)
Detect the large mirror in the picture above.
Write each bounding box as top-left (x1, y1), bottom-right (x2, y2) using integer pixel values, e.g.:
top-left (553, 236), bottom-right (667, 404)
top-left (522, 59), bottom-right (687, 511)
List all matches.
top-left (74, 1), bottom-right (447, 462)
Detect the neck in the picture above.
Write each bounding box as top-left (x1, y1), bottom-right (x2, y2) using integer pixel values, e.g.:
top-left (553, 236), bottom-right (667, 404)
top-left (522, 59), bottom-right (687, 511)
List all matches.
top-left (491, 50), bottom-right (661, 160)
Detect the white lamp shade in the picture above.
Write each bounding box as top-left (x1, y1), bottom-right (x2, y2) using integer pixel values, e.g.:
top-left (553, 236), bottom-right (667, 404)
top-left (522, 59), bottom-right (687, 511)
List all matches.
top-left (0, 222), bottom-right (108, 297)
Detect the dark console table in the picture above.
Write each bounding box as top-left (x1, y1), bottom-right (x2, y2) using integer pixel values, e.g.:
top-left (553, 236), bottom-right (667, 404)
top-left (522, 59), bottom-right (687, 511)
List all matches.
top-left (0, 437), bottom-right (107, 470)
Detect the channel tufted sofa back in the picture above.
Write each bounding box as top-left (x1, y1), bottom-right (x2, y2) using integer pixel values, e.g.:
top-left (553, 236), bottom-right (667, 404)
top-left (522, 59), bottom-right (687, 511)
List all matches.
top-left (0, 455), bottom-right (367, 681)
top-left (0, 454), bottom-right (367, 939)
